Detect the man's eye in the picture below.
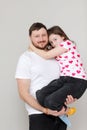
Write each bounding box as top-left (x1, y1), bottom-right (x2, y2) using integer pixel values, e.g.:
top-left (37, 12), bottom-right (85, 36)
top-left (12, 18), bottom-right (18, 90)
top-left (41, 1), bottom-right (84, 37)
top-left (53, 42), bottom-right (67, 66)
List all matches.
top-left (35, 35), bottom-right (39, 38)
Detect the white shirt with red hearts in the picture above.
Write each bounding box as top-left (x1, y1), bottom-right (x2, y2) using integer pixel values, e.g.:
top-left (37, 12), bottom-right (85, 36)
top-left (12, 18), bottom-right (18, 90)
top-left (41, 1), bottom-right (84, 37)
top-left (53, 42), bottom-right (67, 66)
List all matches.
top-left (56, 40), bottom-right (87, 80)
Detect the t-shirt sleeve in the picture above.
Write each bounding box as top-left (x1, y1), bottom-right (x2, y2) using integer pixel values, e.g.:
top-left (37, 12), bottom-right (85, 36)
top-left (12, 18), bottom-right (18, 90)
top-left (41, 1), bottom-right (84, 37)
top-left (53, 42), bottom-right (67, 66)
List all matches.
top-left (15, 55), bottom-right (31, 79)
top-left (60, 40), bottom-right (74, 50)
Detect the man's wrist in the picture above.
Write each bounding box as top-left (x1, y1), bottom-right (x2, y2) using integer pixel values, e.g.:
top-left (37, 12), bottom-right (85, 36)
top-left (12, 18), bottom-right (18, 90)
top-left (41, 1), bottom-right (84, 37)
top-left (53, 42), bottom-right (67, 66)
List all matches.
top-left (43, 108), bottom-right (48, 115)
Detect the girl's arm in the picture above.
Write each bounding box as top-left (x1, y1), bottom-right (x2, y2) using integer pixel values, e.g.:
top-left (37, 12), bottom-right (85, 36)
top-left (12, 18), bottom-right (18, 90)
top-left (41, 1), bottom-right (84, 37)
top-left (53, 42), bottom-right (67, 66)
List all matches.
top-left (30, 43), bottom-right (68, 59)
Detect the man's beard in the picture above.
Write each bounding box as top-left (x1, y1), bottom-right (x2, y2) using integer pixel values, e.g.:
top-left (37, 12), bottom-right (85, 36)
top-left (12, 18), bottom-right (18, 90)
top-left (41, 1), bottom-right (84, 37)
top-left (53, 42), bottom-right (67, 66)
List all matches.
top-left (32, 41), bottom-right (48, 50)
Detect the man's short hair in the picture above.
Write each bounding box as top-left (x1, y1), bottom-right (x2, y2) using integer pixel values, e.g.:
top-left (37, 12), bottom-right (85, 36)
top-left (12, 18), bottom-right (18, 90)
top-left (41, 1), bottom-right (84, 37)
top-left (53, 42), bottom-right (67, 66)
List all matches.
top-left (29, 22), bottom-right (47, 36)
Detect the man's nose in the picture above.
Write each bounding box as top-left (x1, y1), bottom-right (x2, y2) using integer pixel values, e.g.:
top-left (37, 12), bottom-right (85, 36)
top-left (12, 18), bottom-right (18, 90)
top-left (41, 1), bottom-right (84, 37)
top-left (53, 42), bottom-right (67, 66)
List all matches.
top-left (39, 36), bottom-right (43, 41)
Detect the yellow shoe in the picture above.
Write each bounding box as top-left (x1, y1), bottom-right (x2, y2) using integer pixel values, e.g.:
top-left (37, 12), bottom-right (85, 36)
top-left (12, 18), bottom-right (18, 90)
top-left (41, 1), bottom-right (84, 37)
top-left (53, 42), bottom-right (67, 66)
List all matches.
top-left (67, 107), bottom-right (76, 116)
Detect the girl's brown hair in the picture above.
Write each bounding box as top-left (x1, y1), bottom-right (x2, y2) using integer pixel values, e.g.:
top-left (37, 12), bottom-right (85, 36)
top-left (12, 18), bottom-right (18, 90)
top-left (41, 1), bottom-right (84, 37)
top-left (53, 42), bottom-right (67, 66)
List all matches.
top-left (48, 26), bottom-right (70, 41)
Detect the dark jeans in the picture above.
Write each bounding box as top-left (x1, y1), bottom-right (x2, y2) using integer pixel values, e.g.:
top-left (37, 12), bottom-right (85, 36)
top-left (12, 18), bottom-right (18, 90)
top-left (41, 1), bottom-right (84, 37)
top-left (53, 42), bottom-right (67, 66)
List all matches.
top-left (36, 76), bottom-right (87, 111)
top-left (29, 114), bottom-right (67, 130)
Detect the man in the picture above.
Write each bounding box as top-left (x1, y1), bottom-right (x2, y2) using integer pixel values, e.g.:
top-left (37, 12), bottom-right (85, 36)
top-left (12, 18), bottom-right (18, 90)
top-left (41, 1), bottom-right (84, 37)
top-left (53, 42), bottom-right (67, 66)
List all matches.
top-left (15, 22), bottom-right (75, 130)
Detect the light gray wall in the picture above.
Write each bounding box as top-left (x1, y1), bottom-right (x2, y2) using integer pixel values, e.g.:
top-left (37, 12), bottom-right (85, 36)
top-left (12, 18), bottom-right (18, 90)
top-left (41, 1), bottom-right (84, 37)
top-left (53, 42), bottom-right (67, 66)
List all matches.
top-left (0, 0), bottom-right (87, 130)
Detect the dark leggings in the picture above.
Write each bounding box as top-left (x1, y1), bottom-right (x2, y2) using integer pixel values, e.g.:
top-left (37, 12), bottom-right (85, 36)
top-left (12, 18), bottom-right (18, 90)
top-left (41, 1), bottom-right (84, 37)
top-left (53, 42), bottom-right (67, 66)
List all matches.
top-left (29, 114), bottom-right (67, 130)
top-left (36, 76), bottom-right (87, 111)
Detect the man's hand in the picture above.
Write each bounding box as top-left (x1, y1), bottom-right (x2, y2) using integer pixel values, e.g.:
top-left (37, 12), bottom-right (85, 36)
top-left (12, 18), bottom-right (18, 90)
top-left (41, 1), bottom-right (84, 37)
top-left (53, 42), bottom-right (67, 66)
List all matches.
top-left (65, 95), bottom-right (77, 105)
top-left (46, 107), bottom-right (66, 117)
top-left (43, 95), bottom-right (77, 117)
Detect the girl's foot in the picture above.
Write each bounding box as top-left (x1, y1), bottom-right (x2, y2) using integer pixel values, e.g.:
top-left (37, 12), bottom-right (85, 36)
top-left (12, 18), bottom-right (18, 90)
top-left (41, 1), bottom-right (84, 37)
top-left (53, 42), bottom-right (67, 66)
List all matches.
top-left (66, 107), bottom-right (76, 116)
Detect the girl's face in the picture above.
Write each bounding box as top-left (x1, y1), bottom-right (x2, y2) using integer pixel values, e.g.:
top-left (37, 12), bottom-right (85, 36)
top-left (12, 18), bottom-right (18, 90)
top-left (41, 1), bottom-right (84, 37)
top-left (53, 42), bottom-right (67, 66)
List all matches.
top-left (49, 34), bottom-right (64, 47)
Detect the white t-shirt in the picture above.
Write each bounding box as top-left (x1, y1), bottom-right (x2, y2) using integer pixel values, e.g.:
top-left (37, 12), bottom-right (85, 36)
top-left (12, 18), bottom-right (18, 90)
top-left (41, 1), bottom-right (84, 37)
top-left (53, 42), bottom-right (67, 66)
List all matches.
top-left (15, 51), bottom-right (60, 115)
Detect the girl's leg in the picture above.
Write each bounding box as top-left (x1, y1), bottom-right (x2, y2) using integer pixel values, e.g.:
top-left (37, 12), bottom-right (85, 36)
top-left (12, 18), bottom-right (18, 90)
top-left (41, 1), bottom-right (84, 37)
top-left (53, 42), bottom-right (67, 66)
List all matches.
top-left (44, 77), bottom-right (87, 111)
top-left (36, 77), bottom-right (64, 106)
top-left (44, 83), bottom-right (73, 111)
top-left (71, 78), bottom-right (87, 99)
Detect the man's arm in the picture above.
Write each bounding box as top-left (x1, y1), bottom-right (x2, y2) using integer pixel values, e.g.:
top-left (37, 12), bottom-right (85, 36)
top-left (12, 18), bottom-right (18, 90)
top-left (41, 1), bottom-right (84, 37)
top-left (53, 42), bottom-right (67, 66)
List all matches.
top-left (17, 79), bottom-right (76, 116)
top-left (17, 79), bottom-right (46, 112)
top-left (17, 79), bottom-right (64, 116)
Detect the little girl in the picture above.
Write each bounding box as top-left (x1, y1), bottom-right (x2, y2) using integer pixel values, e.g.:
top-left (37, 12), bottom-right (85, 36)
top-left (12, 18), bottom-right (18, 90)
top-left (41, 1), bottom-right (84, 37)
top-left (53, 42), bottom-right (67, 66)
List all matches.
top-left (30, 26), bottom-right (87, 126)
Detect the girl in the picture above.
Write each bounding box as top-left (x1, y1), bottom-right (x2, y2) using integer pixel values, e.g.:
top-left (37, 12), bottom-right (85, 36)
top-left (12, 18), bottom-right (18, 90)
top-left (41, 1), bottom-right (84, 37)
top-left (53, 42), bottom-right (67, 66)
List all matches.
top-left (30, 26), bottom-right (87, 126)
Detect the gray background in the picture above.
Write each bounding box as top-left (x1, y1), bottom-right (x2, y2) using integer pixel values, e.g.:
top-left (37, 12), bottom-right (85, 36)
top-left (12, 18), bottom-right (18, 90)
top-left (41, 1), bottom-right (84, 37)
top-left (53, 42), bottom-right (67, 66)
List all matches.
top-left (0, 0), bottom-right (87, 130)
